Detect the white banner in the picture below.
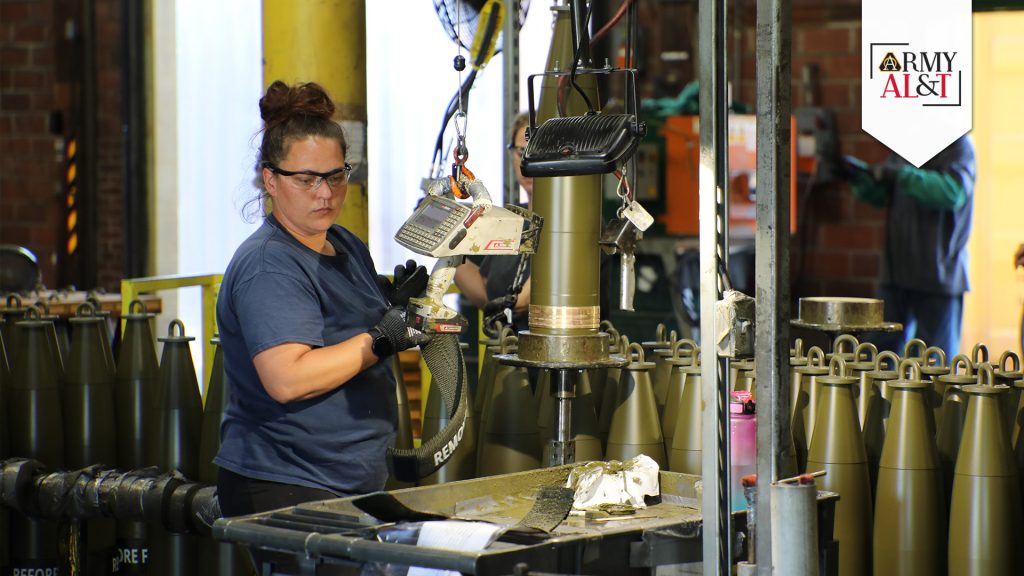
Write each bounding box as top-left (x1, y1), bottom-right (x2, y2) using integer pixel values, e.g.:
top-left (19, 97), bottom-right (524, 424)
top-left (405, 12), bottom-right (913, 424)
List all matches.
top-left (862, 0), bottom-right (972, 167)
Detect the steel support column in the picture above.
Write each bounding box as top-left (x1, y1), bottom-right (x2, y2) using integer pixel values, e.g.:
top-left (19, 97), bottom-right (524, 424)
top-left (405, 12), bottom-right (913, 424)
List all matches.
top-left (754, 0), bottom-right (794, 573)
top-left (503, 0), bottom-right (521, 206)
top-left (122, 0), bottom-right (148, 278)
top-left (753, 0), bottom-right (790, 565)
top-left (698, 0), bottom-right (730, 573)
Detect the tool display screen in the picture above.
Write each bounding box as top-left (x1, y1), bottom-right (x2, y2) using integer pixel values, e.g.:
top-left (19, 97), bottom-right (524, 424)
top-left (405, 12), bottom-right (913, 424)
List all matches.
top-left (416, 202), bottom-right (451, 230)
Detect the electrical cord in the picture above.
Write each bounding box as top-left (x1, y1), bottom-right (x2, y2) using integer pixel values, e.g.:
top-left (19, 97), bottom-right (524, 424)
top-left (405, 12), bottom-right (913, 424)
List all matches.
top-left (591, 0), bottom-right (634, 45)
top-left (567, 1), bottom-right (596, 115)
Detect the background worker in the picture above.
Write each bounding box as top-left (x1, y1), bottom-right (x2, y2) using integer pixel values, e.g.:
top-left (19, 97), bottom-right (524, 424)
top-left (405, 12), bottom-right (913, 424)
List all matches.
top-left (454, 112), bottom-right (534, 332)
top-left (849, 135), bottom-right (976, 357)
top-left (215, 81), bottom-right (427, 517)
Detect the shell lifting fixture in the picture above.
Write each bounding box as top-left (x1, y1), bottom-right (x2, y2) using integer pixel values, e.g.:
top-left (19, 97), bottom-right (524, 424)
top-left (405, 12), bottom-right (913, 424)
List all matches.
top-left (385, 0), bottom-right (547, 482)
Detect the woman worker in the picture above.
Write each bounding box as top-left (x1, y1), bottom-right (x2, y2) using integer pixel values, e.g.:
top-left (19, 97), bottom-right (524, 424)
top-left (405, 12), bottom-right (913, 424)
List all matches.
top-left (215, 81), bottom-right (427, 516)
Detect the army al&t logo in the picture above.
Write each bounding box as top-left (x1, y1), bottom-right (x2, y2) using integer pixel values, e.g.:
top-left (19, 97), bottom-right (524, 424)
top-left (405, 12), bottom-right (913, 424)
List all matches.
top-left (871, 47), bottom-right (962, 104)
top-left (862, 0), bottom-right (971, 167)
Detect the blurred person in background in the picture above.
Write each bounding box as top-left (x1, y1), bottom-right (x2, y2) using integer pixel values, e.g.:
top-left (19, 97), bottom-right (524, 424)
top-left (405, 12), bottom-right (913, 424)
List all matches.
top-left (849, 135), bottom-right (976, 357)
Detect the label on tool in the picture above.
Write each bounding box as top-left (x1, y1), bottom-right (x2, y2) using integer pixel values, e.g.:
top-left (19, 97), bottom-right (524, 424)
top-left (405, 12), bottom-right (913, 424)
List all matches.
top-left (621, 200), bottom-right (654, 232)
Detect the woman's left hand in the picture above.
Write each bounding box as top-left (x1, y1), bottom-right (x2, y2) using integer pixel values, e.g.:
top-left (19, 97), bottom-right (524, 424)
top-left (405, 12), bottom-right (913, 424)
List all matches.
top-left (377, 260), bottom-right (428, 306)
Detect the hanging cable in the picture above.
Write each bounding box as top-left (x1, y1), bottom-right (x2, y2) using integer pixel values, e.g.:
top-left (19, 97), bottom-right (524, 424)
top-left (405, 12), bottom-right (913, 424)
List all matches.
top-left (455, 0), bottom-right (465, 118)
top-left (627, 0), bottom-right (639, 197)
top-left (591, 0), bottom-right (634, 45)
top-left (567, 1), bottom-right (596, 114)
top-left (557, 0), bottom-right (636, 117)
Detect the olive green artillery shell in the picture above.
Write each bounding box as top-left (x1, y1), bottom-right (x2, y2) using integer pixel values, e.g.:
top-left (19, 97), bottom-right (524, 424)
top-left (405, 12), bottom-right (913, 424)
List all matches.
top-left (65, 308), bottom-right (117, 469)
top-left (529, 4), bottom-right (602, 333)
top-left (651, 346), bottom-right (676, 418)
top-left (807, 369), bottom-right (872, 576)
top-left (149, 320), bottom-right (203, 576)
top-left (196, 336), bottom-right (248, 576)
top-left (589, 328), bottom-right (621, 418)
top-left (849, 362), bottom-right (875, 428)
top-left (873, 377), bottom-right (946, 576)
top-left (789, 348), bottom-right (809, 472)
top-left (607, 352), bottom-right (665, 468)
top-left (477, 353), bottom-right (539, 477)
top-left (862, 367), bottom-right (899, 496)
top-left (948, 383), bottom-right (1023, 576)
top-left (935, 371), bottom-right (976, 511)
top-left (65, 309), bottom-right (119, 571)
top-left (150, 320), bottom-right (203, 478)
top-left (792, 349), bottom-right (829, 471)
top-left (8, 315), bottom-right (65, 569)
top-left (476, 333), bottom-right (515, 466)
top-left (598, 364), bottom-right (623, 449)
top-left (115, 303), bottom-right (160, 469)
top-left (114, 302), bottom-right (160, 547)
top-left (473, 340), bottom-right (498, 431)
top-left (662, 342), bottom-right (698, 453)
top-left (669, 360), bottom-right (704, 474)
top-left (662, 362), bottom-right (691, 451)
top-left (198, 338), bottom-right (225, 485)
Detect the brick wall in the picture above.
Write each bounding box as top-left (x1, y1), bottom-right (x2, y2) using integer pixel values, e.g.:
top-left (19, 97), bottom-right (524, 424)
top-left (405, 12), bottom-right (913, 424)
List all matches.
top-left (739, 18), bottom-right (890, 299)
top-left (94, 0), bottom-right (124, 291)
top-left (1, 0), bottom-right (61, 287)
top-left (0, 0), bottom-right (124, 292)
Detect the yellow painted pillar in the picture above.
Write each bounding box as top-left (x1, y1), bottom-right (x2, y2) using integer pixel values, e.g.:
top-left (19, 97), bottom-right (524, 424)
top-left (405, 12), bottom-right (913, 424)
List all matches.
top-left (263, 0), bottom-right (369, 241)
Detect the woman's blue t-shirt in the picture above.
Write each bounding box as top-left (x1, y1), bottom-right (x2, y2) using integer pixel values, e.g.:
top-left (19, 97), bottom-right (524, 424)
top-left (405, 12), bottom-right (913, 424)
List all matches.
top-left (214, 215), bottom-right (396, 495)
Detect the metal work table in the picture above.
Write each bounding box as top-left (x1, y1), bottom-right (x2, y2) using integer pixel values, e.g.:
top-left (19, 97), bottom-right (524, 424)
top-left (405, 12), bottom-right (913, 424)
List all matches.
top-left (219, 466), bottom-right (713, 575)
top-left (216, 465), bottom-right (837, 575)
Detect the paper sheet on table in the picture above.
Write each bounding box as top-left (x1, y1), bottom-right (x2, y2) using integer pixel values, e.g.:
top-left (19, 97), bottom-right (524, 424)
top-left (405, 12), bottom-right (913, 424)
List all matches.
top-left (407, 520), bottom-right (503, 576)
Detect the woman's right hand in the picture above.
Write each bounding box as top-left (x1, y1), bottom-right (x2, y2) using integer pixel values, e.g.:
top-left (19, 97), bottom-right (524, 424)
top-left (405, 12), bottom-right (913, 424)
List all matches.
top-left (369, 307), bottom-right (431, 358)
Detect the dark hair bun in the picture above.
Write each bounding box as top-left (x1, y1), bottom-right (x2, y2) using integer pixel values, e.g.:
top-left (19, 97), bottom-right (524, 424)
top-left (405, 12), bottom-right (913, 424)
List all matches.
top-left (259, 81), bottom-right (335, 127)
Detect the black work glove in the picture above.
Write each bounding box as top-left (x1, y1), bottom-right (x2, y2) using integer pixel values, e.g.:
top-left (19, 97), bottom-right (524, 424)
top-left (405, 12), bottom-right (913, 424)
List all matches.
top-left (377, 260), bottom-right (429, 307)
top-left (368, 306), bottom-right (431, 358)
top-left (483, 294), bottom-right (517, 318)
top-left (482, 294), bottom-right (518, 334)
